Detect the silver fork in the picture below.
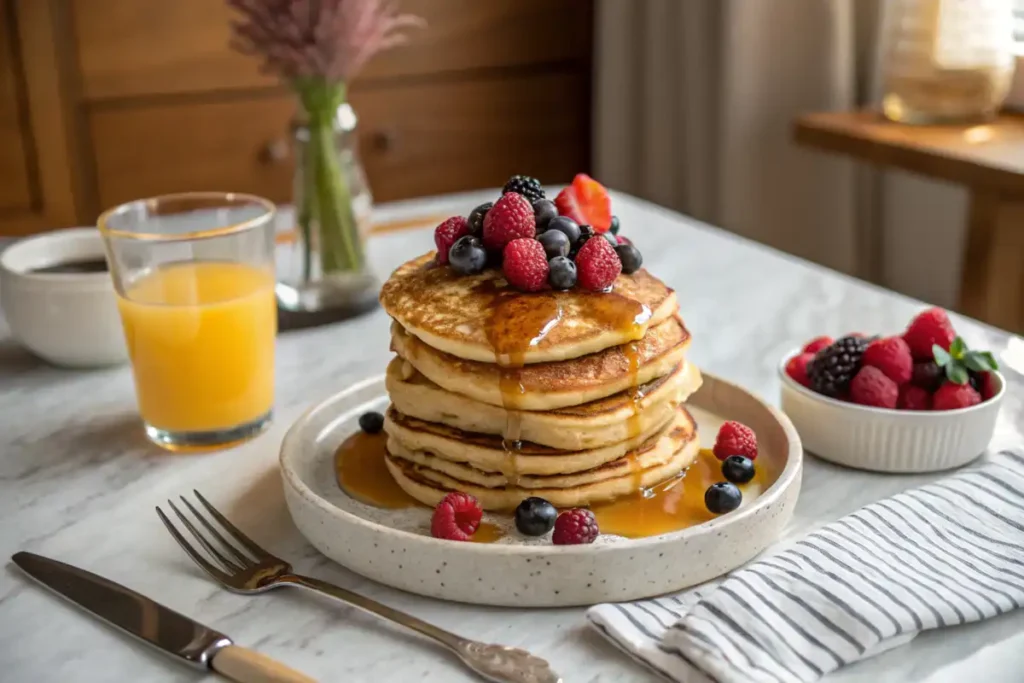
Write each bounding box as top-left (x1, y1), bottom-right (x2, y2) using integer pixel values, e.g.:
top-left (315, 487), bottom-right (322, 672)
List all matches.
top-left (157, 491), bottom-right (561, 683)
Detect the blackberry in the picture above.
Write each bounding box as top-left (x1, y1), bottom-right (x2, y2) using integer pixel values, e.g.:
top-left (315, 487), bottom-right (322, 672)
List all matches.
top-left (912, 361), bottom-right (943, 391)
top-left (808, 335), bottom-right (869, 398)
top-left (502, 175), bottom-right (545, 203)
top-left (968, 370), bottom-right (983, 393)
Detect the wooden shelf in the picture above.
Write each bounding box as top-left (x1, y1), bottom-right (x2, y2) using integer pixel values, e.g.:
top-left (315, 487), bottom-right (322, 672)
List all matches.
top-left (795, 110), bottom-right (1024, 196)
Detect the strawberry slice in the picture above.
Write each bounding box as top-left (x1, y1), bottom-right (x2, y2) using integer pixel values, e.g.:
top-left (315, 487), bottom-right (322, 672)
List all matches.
top-left (555, 173), bottom-right (613, 233)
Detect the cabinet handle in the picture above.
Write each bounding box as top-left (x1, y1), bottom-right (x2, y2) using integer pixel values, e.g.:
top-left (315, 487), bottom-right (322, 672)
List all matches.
top-left (261, 139), bottom-right (290, 164)
top-left (371, 129), bottom-right (397, 153)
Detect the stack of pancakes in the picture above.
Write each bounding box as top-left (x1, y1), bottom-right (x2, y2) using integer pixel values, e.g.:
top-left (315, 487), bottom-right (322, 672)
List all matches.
top-left (378, 253), bottom-right (702, 511)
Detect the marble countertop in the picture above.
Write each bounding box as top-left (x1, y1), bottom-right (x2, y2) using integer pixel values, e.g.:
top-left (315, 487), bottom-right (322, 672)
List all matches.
top-left (1, 190), bottom-right (1022, 682)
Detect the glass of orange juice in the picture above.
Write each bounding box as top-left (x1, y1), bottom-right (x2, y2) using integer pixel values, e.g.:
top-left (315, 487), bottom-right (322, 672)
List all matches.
top-left (98, 193), bottom-right (277, 451)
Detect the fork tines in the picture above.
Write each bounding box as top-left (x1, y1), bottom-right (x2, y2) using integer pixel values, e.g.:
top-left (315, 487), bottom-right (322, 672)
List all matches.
top-left (156, 490), bottom-right (272, 581)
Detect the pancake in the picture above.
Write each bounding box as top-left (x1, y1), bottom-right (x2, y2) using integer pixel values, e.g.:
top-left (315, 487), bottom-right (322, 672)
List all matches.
top-left (379, 253), bottom-right (677, 364)
top-left (391, 315), bottom-right (691, 411)
top-left (386, 358), bottom-right (703, 450)
top-left (385, 404), bottom-right (695, 476)
top-left (386, 430), bottom-right (700, 510)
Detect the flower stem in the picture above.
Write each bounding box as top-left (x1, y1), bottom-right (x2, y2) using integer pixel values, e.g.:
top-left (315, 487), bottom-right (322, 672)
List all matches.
top-left (296, 78), bottom-right (365, 279)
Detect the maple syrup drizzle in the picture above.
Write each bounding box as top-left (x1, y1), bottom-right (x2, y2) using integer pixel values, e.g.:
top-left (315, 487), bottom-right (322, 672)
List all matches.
top-left (622, 340), bottom-right (644, 492)
top-left (484, 292), bottom-right (563, 487)
top-left (592, 448), bottom-right (769, 538)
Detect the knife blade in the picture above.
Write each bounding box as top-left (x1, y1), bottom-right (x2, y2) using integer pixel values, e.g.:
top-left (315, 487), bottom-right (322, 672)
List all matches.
top-left (12, 552), bottom-right (315, 683)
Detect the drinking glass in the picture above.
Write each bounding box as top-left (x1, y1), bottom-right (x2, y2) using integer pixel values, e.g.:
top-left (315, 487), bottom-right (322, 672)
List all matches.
top-left (98, 193), bottom-right (277, 451)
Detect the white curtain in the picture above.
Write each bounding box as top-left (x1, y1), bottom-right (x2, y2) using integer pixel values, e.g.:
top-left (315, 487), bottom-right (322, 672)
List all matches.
top-left (594, 0), bottom-right (882, 277)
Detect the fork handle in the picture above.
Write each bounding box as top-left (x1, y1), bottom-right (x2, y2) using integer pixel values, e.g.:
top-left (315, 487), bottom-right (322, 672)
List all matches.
top-left (284, 574), bottom-right (463, 650)
top-left (212, 645), bottom-right (317, 683)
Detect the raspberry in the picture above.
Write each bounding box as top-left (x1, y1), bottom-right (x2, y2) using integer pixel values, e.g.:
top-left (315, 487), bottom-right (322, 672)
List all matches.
top-left (433, 216), bottom-right (469, 265)
top-left (502, 238), bottom-right (549, 292)
top-left (932, 382), bottom-right (981, 411)
top-left (552, 508), bottom-right (599, 545)
top-left (430, 492), bottom-right (482, 541)
top-left (802, 336), bottom-right (834, 354)
top-left (785, 352), bottom-right (814, 388)
top-left (849, 366), bottom-right (898, 409)
top-left (713, 421), bottom-right (757, 461)
top-left (897, 384), bottom-right (932, 411)
top-left (903, 307), bottom-right (956, 360)
top-left (483, 193), bottom-right (536, 251)
top-left (574, 237), bottom-right (621, 291)
top-left (862, 336), bottom-right (913, 385)
top-left (555, 174), bottom-right (613, 233)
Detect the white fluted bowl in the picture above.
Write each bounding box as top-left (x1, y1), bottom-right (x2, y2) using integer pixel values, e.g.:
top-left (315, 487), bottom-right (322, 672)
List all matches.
top-left (779, 349), bottom-right (1005, 473)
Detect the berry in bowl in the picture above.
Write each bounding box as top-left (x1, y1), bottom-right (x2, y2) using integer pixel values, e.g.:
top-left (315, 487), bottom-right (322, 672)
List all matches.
top-left (779, 308), bottom-right (1005, 473)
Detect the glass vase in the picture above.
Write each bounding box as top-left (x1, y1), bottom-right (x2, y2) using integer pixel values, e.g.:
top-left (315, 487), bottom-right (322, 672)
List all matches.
top-left (880, 0), bottom-right (1016, 124)
top-left (276, 101), bottom-right (378, 328)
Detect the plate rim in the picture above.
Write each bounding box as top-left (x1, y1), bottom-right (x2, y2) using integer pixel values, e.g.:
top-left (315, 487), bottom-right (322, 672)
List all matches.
top-left (280, 371), bottom-right (802, 555)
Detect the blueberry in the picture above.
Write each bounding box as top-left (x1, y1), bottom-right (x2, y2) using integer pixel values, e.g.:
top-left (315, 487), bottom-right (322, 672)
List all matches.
top-left (359, 411), bottom-right (384, 434)
top-left (721, 456), bottom-right (755, 484)
top-left (448, 235), bottom-right (487, 275)
top-left (538, 230), bottom-right (570, 260)
top-left (547, 216), bottom-right (581, 245)
top-left (578, 225), bottom-right (595, 243)
top-left (532, 199), bottom-right (558, 232)
top-left (609, 215), bottom-right (620, 235)
top-left (616, 244), bottom-right (643, 274)
top-left (467, 202), bottom-right (492, 236)
top-left (515, 497), bottom-right (557, 536)
top-left (548, 256), bottom-right (577, 290)
top-left (705, 482), bottom-right (742, 514)
top-left (601, 232), bottom-right (618, 248)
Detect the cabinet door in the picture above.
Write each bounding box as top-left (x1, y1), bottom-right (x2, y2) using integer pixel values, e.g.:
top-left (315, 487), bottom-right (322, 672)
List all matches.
top-left (72, 0), bottom-right (592, 100)
top-left (0, 2), bottom-right (35, 214)
top-left (89, 71), bottom-right (587, 209)
top-left (0, 1), bottom-right (83, 236)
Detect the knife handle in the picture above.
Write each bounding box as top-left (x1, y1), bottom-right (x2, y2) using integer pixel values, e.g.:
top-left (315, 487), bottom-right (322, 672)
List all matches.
top-left (211, 645), bottom-right (316, 683)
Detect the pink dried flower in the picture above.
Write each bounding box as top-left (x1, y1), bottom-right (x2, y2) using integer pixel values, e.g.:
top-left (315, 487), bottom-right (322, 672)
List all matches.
top-left (227, 0), bottom-right (424, 83)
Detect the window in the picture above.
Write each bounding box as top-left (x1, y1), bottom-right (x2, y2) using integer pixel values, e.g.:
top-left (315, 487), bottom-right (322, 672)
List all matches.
top-left (1008, 0), bottom-right (1024, 108)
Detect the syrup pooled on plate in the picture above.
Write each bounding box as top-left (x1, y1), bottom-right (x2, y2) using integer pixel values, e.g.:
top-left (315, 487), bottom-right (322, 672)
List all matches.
top-left (592, 448), bottom-right (768, 538)
top-left (335, 432), bottom-right (417, 509)
top-left (335, 430), bottom-right (507, 542)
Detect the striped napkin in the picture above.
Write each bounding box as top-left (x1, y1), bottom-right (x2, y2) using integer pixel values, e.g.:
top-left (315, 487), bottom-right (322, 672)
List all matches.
top-left (588, 449), bottom-right (1024, 683)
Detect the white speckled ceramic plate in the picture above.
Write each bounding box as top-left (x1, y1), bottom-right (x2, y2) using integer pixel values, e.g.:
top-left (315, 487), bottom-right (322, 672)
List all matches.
top-left (280, 373), bottom-right (802, 607)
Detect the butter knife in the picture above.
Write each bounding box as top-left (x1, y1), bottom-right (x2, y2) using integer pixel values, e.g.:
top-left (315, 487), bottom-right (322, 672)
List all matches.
top-left (12, 551), bottom-right (315, 683)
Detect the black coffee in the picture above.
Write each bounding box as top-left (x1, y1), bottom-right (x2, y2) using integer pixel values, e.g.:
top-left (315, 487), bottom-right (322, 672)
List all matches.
top-left (29, 258), bottom-right (108, 274)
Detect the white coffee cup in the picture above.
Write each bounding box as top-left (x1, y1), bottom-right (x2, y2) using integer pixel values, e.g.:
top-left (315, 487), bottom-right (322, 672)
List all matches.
top-left (0, 228), bottom-right (128, 367)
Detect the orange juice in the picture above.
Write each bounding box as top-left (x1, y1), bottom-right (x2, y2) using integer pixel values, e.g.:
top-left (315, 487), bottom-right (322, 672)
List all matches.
top-left (117, 261), bottom-right (276, 433)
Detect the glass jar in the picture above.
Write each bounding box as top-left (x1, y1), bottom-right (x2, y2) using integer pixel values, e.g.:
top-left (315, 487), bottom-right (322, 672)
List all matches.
top-left (276, 102), bottom-right (378, 327)
top-left (881, 0), bottom-right (1016, 124)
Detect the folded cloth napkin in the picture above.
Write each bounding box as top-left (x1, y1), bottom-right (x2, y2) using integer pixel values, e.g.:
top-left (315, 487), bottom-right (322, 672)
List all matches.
top-left (588, 449), bottom-right (1024, 683)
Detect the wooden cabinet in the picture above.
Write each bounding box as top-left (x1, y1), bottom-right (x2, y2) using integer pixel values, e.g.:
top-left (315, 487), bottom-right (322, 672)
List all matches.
top-left (0, 1), bottom-right (86, 236)
top-left (0, 0), bottom-right (593, 236)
